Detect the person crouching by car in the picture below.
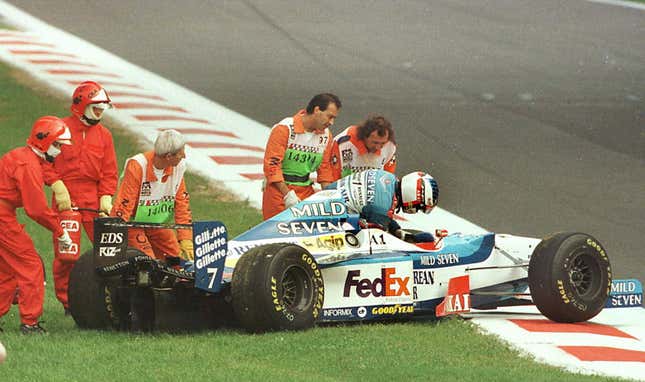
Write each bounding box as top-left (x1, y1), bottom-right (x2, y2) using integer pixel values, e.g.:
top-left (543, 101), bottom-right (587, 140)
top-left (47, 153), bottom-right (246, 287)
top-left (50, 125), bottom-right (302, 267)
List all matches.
top-left (111, 130), bottom-right (194, 262)
top-left (328, 114), bottom-right (397, 180)
top-left (328, 169), bottom-right (438, 242)
top-left (0, 116), bottom-right (74, 334)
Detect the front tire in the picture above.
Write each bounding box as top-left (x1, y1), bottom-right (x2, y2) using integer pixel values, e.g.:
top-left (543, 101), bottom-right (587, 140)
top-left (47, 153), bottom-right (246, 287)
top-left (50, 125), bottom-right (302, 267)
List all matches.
top-left (231, 243), bottom-right (324, 332)
top-left (529, 232), bottom-right (612, 323)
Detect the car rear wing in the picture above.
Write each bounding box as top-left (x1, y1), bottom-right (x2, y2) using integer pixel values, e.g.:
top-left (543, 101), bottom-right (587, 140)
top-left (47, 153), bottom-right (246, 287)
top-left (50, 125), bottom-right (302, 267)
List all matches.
top-left (93, 217), bottom-right (228, 293)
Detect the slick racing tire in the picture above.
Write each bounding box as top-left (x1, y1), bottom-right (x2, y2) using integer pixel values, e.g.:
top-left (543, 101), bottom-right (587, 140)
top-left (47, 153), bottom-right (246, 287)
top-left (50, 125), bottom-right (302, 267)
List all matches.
top-left (231, 243), bottom-right (324, 332)
top-left (528, 232), bottom-right (612, 323)
top-left (68, 249), bottom-right (120, 329)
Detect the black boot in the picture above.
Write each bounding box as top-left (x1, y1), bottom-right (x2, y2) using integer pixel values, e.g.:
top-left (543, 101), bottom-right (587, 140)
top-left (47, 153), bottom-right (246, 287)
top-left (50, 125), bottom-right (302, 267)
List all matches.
top-left (20, 322), bottom-right (47, 335)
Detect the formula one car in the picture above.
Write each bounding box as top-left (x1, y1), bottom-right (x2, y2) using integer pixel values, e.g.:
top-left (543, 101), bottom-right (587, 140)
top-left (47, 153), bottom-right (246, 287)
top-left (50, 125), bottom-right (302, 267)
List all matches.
top-left (68, 189), bottom-right (612, 332)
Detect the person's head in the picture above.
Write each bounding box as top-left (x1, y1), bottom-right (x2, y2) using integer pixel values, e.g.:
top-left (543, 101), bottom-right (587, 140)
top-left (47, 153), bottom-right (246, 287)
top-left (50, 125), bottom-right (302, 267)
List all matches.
top-left (398, 171), bottom-right (439, 214)
top-left (27, 116), bottom-right (72, 162)
top-left (304, 93), bottom-right (341, 133)
top-left (153, 129), bottom-right (186, 167)
top-left (357, 115), bottom-right (394, 153)
top-left (70, 81), bottom-right (112, 126)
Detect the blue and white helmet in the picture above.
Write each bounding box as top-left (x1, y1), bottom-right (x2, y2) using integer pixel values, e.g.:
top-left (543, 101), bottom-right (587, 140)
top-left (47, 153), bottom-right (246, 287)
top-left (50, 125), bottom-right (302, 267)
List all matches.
top-left (400, 171), bottom-right (439, 214)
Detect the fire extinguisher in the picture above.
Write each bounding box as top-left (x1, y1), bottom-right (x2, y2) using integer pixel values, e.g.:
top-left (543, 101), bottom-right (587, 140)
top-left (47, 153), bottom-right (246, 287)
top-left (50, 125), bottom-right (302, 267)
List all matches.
top-left (54, 209), bottom-right (83, 263)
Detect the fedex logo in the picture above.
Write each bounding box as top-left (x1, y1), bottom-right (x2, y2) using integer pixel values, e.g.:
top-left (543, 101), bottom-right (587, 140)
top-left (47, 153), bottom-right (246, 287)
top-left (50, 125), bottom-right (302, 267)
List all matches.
top-left (343, 267), bottom-right (410, 298)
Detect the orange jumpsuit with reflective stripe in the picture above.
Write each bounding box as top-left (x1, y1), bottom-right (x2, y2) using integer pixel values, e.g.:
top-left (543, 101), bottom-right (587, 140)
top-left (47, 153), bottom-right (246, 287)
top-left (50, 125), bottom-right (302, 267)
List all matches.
top-left (111, 151), bottom-right (192, 260)
top-left (262, 110), bottom-right (334, 219)
top-left (0, 147), bottom-right (64, 325)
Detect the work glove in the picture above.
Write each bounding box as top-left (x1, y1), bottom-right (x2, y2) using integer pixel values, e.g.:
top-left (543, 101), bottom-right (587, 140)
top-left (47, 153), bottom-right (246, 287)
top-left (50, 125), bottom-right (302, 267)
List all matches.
top-left (99, 195), bottom-right (113, 217)
top-left (57, 229), bottom-right (73, 251)
top-left (178, 239), bottom-right (194, 261)
top-left (51, 180), bottom-right (72, 211)
top-left (283, 190), bottom-right (301, 209)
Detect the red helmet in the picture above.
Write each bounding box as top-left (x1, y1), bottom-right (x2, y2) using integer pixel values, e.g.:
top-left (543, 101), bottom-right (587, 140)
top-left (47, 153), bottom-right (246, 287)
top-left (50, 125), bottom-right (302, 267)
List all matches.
top-left (27, 116), bottom-right (72, 153)
top-left (70, 81), bottom-right (112, 123)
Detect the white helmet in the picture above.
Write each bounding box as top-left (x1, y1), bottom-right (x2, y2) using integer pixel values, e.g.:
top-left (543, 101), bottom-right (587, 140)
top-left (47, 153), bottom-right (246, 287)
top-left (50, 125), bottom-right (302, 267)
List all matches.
top-left (400, 171), bottom-right (439, 214)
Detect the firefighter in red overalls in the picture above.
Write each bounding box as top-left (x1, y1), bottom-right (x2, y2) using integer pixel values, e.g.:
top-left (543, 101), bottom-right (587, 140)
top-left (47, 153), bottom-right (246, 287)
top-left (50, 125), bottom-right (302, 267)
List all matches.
top-left (46, 81), bottom-right (118, 314)
top-left (0, 116), bottom-right (74, 334)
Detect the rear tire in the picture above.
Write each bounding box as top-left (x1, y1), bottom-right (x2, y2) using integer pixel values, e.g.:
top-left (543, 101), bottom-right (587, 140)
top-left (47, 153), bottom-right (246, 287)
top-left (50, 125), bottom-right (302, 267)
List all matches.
top-left (529, 232), bottom-right (612, 323)
top-left (68, 249), bottom-right (119, 329)
top-left (231, 243), bottom-right (324, 332)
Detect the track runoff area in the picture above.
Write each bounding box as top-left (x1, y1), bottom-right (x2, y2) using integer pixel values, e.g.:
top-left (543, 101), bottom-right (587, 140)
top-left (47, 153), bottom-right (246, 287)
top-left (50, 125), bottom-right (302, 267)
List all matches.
top-left (0, 1), bottom-right (643, 379)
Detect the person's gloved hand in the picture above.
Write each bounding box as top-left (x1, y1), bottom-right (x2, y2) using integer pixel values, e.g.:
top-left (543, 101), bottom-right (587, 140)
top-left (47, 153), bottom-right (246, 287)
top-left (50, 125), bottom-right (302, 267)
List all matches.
top-left (179, 239), bottom-right (194, 261)
top-left (57, 229), bottom-right (73, 251)
top-left (99, 195), bottom-right (113, 217)
top-left (359, 219), bottom-right (385, 231)
top-left (283, 190), bottom-right (301, 209)
top-left (51, 180), bottom-right (72, 211)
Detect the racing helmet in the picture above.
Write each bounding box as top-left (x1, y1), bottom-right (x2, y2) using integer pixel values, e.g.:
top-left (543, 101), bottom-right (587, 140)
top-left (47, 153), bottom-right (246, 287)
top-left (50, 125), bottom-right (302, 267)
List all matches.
top-left (27, 116), bottom-right (72, 160)
top-left (400, 171), bottom-right (439, 214)
top-left (70, 81), bottom-right (112, 125)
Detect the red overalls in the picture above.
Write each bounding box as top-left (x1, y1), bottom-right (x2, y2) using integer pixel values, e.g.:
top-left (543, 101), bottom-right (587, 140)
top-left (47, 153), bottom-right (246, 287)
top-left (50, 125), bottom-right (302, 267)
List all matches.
top-left (47, 116), bottom-right (118, 309)
top-left (0, 147), bottom-right (64, 325)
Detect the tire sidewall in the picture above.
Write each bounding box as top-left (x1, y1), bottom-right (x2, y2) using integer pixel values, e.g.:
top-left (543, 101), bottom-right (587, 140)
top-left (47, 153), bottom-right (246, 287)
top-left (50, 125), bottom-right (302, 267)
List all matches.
top-left (529, 233), bottom-right (612, 322)
top-left (263, 246), bottom-right (324, 330)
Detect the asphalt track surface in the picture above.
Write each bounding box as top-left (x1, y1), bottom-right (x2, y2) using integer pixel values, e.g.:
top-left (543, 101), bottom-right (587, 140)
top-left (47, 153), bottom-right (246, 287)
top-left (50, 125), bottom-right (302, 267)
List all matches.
top-left (7, 0), bottom-right (644, 282)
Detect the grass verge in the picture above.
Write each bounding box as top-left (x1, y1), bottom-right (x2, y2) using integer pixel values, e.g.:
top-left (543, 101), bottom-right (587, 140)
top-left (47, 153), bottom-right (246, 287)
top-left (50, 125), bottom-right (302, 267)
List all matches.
top-left (0, 58), bottom-right (622, 381)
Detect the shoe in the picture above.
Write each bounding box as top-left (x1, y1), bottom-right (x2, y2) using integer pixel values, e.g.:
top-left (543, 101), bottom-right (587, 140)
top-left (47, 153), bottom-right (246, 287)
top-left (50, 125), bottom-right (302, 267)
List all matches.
top-left (20, 322), bottom-right (46, 335)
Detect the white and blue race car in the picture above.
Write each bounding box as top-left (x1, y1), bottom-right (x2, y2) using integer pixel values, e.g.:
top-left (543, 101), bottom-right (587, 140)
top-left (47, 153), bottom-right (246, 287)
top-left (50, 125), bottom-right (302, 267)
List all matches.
top-left (68, 189), bottom-right (612, 332)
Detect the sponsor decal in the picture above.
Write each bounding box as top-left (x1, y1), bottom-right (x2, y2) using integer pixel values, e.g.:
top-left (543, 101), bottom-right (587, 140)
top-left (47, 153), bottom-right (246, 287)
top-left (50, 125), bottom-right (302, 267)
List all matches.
top-left (229, 243), bottom-right (260, 257)
top-left (301, 234), bottom-right (345, 252)
top-left (371, 304), bottom-right (414, 316)
top-left (341, 148), bottom-right (353, 163)
top-left (141, 181), bottom-right (151, 196)
top-left (290, 201), bottom-right (346, 217)
top-left (100, 232), bottom-right (124, 244)
top-left (606, 279), bottom-right (643, 308)
top-left (277, 221), bottom-right (344, 235)
top-left (366, 170), bottom-right (376, 203)
top-left (99, 246), bottom-right (118, 257)
top-left (413, 270), bottom-right (435, 285)
top-left (193, 221), bottom-right (227, 293)
top-left (419, 253), bottom-right (459, 266)
top-left (323, 308), bottom-right (354, 318)
top-left (271, 276), bottom-right (294, 321)
top-left (58, 243), bottom-right (79, 255)
top-left (441, 293), bottom-right (470, 313)
top-left (343, 267), bottom-right (410, 298)
top-left (60, 219), bottom-right (80, 232)
top-left (436, 275), bottom-right (471, 317)
top-left (357, 306), bottom-right (367, 318)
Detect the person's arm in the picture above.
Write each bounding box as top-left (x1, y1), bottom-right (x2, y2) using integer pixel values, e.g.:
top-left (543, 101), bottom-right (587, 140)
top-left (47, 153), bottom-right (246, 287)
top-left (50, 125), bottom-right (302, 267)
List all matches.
top-left (110, 159), bottom-right (142, 222)
top-left (264, 124), bottom-right (289, 196)
top-left (98, 128), bottom-right (119, 199)
top-left (16, 164), bottom-right (64, 237)
top-left (316, 130), bottom-right (336, 188)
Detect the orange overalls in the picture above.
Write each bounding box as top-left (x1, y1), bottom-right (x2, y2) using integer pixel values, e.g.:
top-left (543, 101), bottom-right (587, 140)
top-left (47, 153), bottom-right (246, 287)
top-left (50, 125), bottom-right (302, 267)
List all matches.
top-left (262, 110), bottom-right (334, 219)
top-left (111, 151), bottom-right (192, 260)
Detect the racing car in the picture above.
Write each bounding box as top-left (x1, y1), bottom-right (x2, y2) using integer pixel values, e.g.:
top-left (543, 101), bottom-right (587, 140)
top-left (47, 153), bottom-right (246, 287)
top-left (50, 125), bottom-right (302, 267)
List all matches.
top-left (67, 189), bottom-right (612, 332)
